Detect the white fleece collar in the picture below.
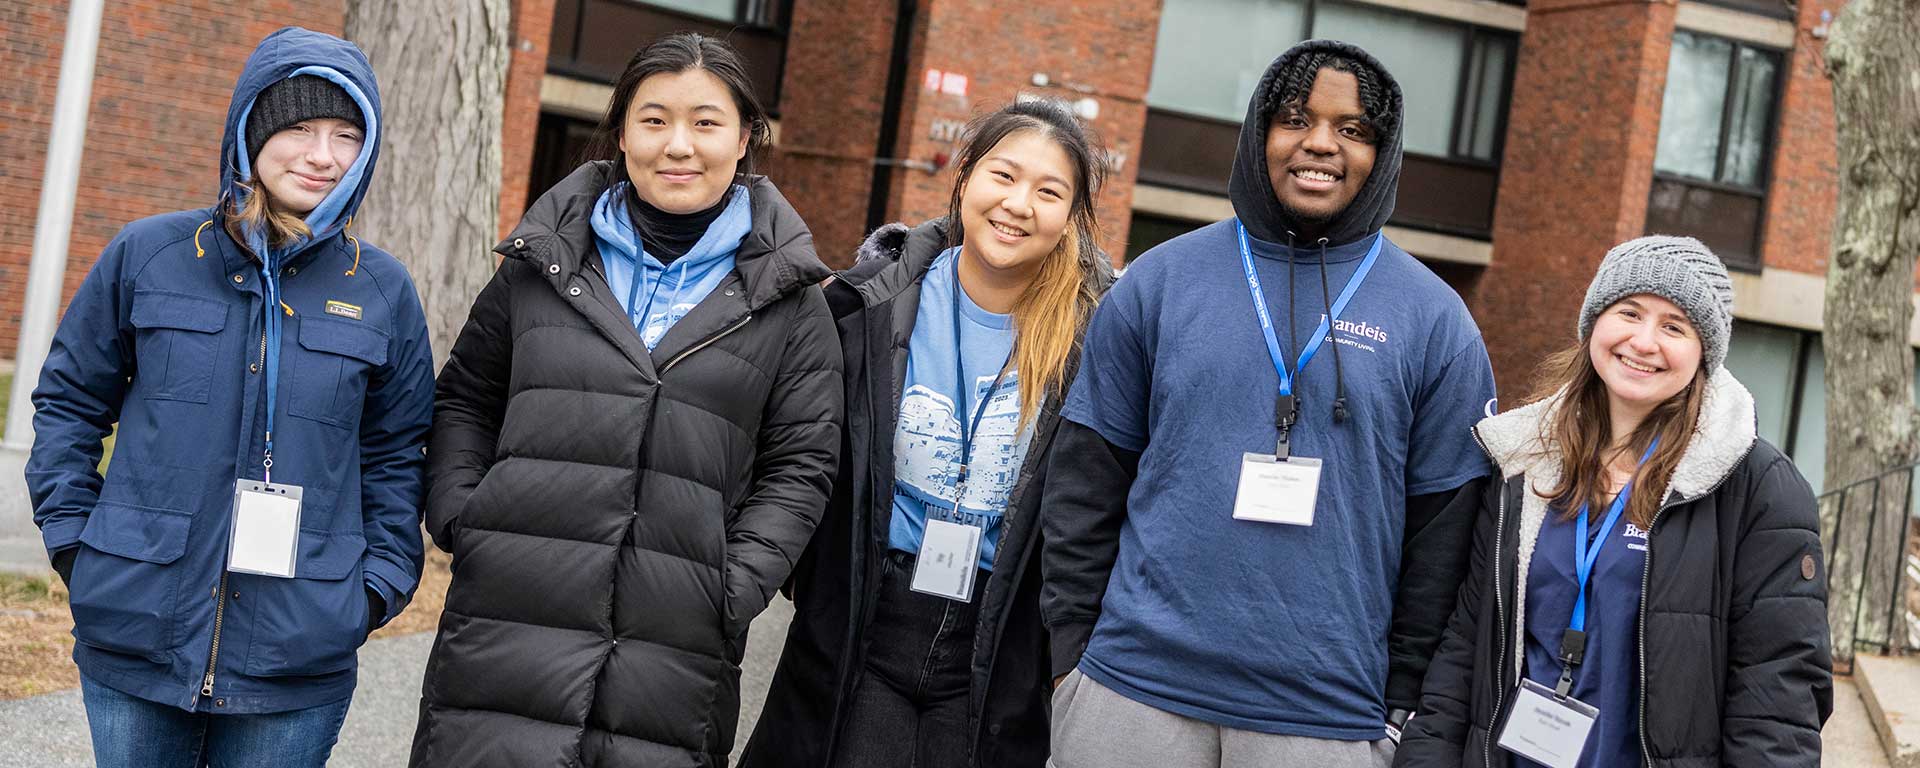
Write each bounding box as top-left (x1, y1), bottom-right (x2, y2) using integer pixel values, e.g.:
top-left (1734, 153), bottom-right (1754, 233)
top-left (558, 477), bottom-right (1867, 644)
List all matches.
top-left (1469, 366), bottom-right (1756, 682)
top-left (1473, 366), bottom-right (1756, 500)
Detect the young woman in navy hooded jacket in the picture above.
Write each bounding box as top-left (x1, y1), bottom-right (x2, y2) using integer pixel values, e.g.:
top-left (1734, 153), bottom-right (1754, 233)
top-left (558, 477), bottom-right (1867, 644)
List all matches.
top-left (27, 27), bottom-right (432, 767)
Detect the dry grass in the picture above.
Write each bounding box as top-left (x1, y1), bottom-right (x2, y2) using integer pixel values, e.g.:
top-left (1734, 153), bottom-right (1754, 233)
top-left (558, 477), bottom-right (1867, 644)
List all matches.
top-left (0, 572), bottom-right (79, 699)
top-left (375, 546), bottom-right (451, 639)
top-left (0, 544), bottom-right (452, 701)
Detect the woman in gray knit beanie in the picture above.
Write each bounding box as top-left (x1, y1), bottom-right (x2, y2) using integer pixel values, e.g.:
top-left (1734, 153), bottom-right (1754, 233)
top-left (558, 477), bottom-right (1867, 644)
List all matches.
top-left (1396, 235), bottom-right (1830, 767)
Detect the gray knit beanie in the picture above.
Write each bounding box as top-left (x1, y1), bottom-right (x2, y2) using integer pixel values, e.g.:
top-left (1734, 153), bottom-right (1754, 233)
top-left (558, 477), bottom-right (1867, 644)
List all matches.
top-left (1578, 235), bottom-right (1734, 372)
top-left (246, 75), bottom-right (363, 163)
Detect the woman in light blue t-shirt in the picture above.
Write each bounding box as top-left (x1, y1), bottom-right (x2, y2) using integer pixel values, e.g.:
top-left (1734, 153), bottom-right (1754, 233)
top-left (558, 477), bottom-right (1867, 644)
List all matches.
top-left (746, 99), bottom-right (1114, 768)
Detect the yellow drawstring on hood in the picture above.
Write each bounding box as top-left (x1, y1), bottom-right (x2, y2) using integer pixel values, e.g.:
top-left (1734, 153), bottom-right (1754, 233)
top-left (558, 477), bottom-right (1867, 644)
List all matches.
top-left (193, 220), bottom-right (214, 258)
top-left (344, 217), bottom-right (361, 276)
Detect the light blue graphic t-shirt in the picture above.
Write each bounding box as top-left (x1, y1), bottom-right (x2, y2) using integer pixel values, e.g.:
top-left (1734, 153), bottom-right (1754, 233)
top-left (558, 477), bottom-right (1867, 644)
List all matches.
top-left (889, 247), bottom-right (1033, 573)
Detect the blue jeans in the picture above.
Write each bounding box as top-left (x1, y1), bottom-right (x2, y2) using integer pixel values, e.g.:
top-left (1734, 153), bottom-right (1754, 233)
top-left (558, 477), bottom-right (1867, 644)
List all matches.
top-left (81, 676), bottom-right (351, 768)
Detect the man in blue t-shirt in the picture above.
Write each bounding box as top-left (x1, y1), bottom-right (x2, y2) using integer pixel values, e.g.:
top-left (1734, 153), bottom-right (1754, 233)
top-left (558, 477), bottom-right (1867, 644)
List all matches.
top-left (1040, 40), bottom-right (1497, 767)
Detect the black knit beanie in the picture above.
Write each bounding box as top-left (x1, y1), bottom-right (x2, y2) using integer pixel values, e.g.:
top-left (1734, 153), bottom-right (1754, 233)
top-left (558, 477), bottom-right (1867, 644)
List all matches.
top-left (245, 75), bottom-right (363, 162)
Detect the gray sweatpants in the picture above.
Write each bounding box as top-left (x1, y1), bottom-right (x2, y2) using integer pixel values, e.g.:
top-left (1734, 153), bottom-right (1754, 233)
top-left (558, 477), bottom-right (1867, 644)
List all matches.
top-left (1047, 670), bottom-right (1396, 768)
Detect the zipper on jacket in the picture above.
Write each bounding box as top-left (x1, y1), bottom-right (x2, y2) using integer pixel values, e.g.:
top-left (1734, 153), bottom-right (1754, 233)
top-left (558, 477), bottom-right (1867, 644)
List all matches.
top-left (1485, 481), bottom-right (1510, 768)
top-left (1634, 439), bottom-right (1755, 766)
top-left (659, 316), bottom-right (752, 374)
top-left (192, 572), bottom-right (231, 707)
top-left (1470, 427), bottom-right (1510, 768)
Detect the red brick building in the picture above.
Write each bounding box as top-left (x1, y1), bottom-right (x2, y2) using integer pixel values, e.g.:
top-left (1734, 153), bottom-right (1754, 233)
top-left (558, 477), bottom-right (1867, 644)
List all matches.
top-left (0, 0), bottom-right (1864, 487)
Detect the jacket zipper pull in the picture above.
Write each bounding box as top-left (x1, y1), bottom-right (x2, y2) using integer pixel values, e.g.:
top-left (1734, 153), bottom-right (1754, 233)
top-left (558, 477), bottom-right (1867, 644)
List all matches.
top-left (201, 671), bottom-right (216, 698)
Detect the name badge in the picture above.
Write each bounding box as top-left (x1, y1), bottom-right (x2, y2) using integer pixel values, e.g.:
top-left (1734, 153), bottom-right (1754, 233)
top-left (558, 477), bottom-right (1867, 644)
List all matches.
top-left (1495, 679), bottom-right (1598, 768)
top-left (1232, 453), bottom-right (1322, 526)
top-left (228, 479), bottom-right (303, 578)
top-left (911, 517), bottom-right (981, 602)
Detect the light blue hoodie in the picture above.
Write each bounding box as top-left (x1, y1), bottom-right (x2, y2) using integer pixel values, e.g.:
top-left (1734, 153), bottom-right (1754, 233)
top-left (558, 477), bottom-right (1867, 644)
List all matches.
top-left (590, 183), bottom-right (753, 349)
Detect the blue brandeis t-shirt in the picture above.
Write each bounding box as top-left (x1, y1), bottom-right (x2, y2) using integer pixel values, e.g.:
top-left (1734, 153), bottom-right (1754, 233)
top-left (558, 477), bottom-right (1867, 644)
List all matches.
top-left (1064, 219), bottom-right (1496, 739)
top-left (1519, 506), bottom-right (1649, 767)
top-left (889, 247), bottom-right (1032, 573)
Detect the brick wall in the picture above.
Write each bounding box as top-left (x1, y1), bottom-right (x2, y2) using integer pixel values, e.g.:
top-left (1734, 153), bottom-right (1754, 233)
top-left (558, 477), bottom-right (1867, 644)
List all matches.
top-left (759, 0), bottom-right (898, 268)
top-left (760, 0), bottom-right (1161, 268)
top-left (0, 0), bottom-right (348, 358)
top-left (1472, 0), bottom-right (1678, 401)
top-left (1758, 0), bottom-right (1841, 277)
top-left (500, 0), bottom-right (555, 240)
top-left (881, 0), bottom-right (1160, 266)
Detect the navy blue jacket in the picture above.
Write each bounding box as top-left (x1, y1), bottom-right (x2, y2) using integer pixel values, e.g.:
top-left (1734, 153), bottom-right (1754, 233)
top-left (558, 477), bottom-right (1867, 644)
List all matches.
top-left (27, 27), bottom-right (432, 714)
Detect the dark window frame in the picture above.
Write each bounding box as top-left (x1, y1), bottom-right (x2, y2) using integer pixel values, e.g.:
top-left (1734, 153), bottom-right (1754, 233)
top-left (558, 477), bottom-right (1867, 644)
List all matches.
top-left (1648, 30), bottom-right (1788, 272)
top-left (1690, 0), bottom-right (1796, 20)
top-left (547, 0), bottom-right (795, 113)
top-left (1143, 0), bottom-right (1519, 169)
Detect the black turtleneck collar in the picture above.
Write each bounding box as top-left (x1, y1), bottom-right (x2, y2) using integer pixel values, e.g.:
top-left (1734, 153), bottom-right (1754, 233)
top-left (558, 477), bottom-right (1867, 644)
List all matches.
top-left (1227, 40), bottom-right (1406, 248)
top-left (626, 186), bottom-right (730, 265)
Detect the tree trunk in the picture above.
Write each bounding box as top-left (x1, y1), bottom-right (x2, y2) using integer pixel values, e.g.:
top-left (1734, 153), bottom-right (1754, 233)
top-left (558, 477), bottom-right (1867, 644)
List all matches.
top-left (343, 0), bottom-right (512, 370)
top-left (1820, 0), bottom-right (1920, 663)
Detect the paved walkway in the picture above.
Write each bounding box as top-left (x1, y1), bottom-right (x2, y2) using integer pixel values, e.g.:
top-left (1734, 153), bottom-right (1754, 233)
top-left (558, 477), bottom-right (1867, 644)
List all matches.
top-left (0, 599), bottom-right (1891, 767)
top-left (0, 598), bottom-right (793, 767)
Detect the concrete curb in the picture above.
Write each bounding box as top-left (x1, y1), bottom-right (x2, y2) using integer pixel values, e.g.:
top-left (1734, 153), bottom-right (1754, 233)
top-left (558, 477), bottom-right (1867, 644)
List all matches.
top-left (1856, 655), bottom-right (1920, 768)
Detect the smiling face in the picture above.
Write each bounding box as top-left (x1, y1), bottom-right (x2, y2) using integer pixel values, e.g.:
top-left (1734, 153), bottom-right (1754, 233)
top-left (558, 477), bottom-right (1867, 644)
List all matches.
top-left (254, 117), bottom-right (363, 215)
top-left (1589, 294), bottom-right (1703, 418)
top-left (957, 129), bottom-right (1077, 283)
top-left (1264, 67), bottom-right (1377, 233)
top-left (618, 68), bottom-right (750, 214)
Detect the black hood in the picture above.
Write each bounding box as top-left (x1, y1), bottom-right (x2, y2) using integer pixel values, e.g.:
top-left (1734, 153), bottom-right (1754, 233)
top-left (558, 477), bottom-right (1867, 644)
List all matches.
top-left (1228, 39), bottom-right (1405, 247)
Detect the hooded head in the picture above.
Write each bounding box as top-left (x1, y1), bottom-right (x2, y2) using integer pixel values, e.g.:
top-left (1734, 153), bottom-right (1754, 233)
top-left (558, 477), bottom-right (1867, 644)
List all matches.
top-left (1228, 40), bottom-right (1404, 247)
top-left (219, 27), bottom-right (383, 261)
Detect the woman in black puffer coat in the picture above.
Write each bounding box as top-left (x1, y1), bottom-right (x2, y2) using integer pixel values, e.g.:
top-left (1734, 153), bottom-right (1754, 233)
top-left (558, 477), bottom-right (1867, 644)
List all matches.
top-left (409, 34), bottom-right (841, 768)
top-left (1396, 236), bottom-right (1830, 768)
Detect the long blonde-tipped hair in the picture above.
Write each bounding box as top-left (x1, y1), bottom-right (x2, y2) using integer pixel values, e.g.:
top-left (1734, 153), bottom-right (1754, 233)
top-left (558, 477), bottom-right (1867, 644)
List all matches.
top-left (944, 100), bottom-right (1110, 429)
top-left (228, 178), bottom-right (310, 249)
top-left (1528, 341), bottom-right (1708, 528)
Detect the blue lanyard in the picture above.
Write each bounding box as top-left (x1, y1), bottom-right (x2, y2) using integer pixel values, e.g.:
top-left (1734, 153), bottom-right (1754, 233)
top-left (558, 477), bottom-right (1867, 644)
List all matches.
top-left (260, 254), bottom-right (284, 482)
top-left (948, 262), bottom-right (1010, 518)
top-left (1234, 221), bottom-right (1380, 454)
top-left (1555, 437), bottom-right (1660, 695)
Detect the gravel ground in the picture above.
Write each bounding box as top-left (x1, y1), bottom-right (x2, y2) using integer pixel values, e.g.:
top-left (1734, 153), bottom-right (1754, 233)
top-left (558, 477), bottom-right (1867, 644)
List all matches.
top-left (0, 596), bottom-right (795, 767)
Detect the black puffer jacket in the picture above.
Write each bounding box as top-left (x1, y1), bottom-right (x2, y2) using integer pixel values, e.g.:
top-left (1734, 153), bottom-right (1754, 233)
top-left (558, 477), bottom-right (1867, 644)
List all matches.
top-left (742, 219), bottom-right (1111, 768)
top-left (1396, 368), bottom-right (1832, 768)
top-left (409, 162), bottom-right (843, 768)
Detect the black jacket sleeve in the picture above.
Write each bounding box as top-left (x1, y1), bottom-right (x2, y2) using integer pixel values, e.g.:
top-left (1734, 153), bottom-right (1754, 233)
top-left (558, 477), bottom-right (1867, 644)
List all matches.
top-left (1395, 479), bottom-right (1501, 767)
top-left (723, 287), bottom-right (844, 636)
top-left (1039, 418), bottom-right (1140, 679)
top-left (424, 259), bottom-right (519, 557)
top-left (1722, 456), bottom-right (1831, 766)
top-left (1388, 477), bottom-right (1489, 712)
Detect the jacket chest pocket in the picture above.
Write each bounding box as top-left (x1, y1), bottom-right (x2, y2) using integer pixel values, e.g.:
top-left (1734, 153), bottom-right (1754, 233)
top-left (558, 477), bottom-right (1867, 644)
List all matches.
top-left (129, 290), bottom-right (228, 404)
top-left (288, 316), bottom-right (389, 430)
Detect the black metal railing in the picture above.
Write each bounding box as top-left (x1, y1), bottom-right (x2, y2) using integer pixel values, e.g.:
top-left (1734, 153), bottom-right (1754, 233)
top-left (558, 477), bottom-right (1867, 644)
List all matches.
top-left (1820, 460), bottom-right (1920, 664)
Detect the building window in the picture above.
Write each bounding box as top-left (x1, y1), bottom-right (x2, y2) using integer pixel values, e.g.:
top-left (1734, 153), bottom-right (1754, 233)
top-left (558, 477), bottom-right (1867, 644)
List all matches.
top-left (1137, 0), bottom-right (1517, 239)
top-left (625, 0), bottom-right (784, 26)
top-left (548, 0), bottom-right (790, 109)
top-left (1145, 0), bottom-right (1308, 124)
top-left (1648, 31), bottom-right (1782, 270)
top-left (1723, 320), bottom-right (1920, 495)
top-left (1144, 0), bottom-right (1514, 163)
